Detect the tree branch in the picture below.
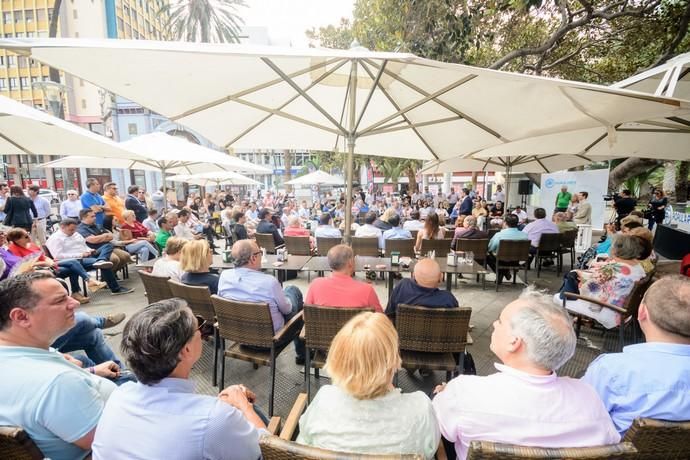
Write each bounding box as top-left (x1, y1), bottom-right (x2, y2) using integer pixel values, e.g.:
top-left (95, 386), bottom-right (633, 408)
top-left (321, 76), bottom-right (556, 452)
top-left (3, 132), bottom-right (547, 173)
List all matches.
top-left (647, 0), bottom-right (690, 69)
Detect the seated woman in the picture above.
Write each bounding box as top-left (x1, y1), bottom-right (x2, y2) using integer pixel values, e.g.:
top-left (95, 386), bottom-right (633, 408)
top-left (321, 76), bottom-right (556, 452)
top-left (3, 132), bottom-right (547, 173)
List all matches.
top-left (555, 233), bottom-right (648, 329)
top-left (5, 227), bottom-right (106, 304)
top-left (297, 312), bottom-right (440, 458)
top-left (180, 239), bottom-right (219, 294)
top-left (451, 216), bottom-right (487, 248)
top-left (119, 210), bottom-right (160, 261)
top-left (151, 237), bottom-right (187, 282)
top-left (414, 212), bottom-right (445, 253)
top-left (471, 199), bottom-right (488, 230)
top-left (374, 208), bottom-right (396, 231)
top-left (435, 201), bottom-right (449, 224)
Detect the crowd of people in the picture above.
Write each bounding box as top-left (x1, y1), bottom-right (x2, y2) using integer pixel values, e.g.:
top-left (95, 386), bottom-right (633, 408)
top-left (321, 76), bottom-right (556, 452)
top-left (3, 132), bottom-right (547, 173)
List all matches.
top-left (0, 177), bottom-right (687, 460)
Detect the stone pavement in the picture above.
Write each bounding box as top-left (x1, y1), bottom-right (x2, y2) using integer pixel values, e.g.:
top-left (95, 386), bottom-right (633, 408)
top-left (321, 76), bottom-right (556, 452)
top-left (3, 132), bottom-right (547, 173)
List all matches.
top-left (84, 254), bottom-right (621, 419)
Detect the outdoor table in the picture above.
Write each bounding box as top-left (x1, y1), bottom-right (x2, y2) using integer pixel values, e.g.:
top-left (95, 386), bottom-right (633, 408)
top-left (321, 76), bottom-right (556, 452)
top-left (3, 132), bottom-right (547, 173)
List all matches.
top-left (303, 256), bottom-right (400, 297)
top-left (435, 258), bottom-right (489, 290)
top-left (261, 255), bottom-right (312, 284)
top-left (136, 255), bottom-right (234, 271)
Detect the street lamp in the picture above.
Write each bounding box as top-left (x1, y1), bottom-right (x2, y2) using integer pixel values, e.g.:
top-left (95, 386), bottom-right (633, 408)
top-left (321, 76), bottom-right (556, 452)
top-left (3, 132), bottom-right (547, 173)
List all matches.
top-left (32, 80), bottom-right (67, 118)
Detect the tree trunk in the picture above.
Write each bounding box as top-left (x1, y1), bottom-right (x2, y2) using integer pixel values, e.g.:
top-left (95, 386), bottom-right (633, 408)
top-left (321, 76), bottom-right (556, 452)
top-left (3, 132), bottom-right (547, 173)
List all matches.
top-left (48, 0), bottom-right (63, 83)
top-left (406, 167), bottom-right (417, 195)
top-left (283, 149), bottom-right (293, 193)
top-left (676, 161), bottom-right (689, 208)
top-left (662, 161), bottom-right (677, 204)
top-left (609, 158), bottom-right (662, 190)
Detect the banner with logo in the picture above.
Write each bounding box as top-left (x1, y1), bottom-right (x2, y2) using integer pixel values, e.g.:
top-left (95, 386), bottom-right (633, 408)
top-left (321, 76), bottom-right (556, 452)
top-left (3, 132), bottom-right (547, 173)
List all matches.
top-left (541, 169), bottom-right (609, 231)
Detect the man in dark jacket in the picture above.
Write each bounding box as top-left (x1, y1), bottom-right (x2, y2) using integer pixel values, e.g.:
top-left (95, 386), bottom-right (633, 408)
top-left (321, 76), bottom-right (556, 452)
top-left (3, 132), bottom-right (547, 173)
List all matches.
top-left (256, 208), bottom-right (284, 246)
top-left (125, 185), bottom-right (148, 222)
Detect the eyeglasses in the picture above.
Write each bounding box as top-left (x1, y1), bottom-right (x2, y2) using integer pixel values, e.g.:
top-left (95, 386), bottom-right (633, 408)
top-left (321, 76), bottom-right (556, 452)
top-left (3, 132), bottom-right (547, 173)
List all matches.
top-left (195, 315), bottom-right (214, 340)
top-left (19, 234), bottom-right (30, 239)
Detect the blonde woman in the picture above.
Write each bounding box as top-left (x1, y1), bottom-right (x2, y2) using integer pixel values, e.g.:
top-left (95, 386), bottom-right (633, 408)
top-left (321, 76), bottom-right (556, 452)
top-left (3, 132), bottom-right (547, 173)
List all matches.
top-left (151, 237), bottom-right (187, 282)
top-left (180, 239), bottom-right (219, 294)
top-left (297, 312), bottom-right (440, 458)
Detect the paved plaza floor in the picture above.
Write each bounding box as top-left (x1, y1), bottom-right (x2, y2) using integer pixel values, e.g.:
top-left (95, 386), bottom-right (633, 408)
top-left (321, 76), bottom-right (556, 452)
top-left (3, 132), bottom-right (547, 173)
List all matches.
top-left (81, 251), bottom-right (633, 420)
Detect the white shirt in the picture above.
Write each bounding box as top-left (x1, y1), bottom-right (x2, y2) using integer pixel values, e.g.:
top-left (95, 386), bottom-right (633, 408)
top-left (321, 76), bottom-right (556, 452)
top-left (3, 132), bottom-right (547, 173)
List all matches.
top-left (46, 230), bottom-right (91, 260)
top-left (60, 199), bottom-right (82, 219)
top-left (403, 220), bottom-right (425, 231)
top-left (512, 209), bottom-right (528, 223)
top-left (151, 258), bottom-right (184, 282)
top-left (314, 225), bottom-right (342, 239)
top-left (493, 191), bottom-right (506, 203)
top-left (355, 224), bottom-right (383, 249)
top-left (174, 223), bottom-right (195, 240)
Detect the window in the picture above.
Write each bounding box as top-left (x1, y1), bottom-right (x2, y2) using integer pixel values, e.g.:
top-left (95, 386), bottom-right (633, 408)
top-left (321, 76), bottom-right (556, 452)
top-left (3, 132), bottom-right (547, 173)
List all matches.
top-left (79, 78), bottom-right (84, 87)
top-left (0, 56), bottom-right (4, 66)
top-left (3, 12), bottom-right (11, 24)
top-left (18, 57), bottom-right (28, 68)
top-left (26, 32), bottom-right (35, 38)
top-left (124, 6), bottom-right (130, 16)
top-left (7, 55), bottom-right (16, 66)
top-left (19, 77), bottom-right (28, 88)
top-left (128, 123), bottom-right (138, 135)
top-left (73, 10), bottom-right (78, 19)
top-left (0, 79), bottom-right (6, 90)
top-left (25, 10), bottom-right (34, 22)
top-left (117, 18), bottom-right (124, 30)
top-left (4, 34), bottom-right (12, 39)
top-left (9, 78), bottom-right (18, 89)
top-left (14, 11), bottom-right (23, 23)
top-left (31, 76), bottom-right (38, 83)
top-left (38, 31), bottom-right (49, 38)
top-left (15, 33), bottom-right (24, 38)
top-left (81, 99), bottom-right (87, 109)
top-left (37, 10), bottom-right (47, 21)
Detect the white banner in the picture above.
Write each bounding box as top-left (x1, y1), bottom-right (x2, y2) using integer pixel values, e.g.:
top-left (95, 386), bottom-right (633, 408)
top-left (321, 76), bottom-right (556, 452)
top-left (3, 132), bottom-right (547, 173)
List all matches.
top-left (540, 169), bottom-right (609, 231)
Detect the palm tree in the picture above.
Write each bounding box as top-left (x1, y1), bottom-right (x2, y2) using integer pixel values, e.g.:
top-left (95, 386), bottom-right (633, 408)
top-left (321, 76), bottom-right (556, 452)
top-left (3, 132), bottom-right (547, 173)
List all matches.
top-left (159, 0), bottom-right (246, 43)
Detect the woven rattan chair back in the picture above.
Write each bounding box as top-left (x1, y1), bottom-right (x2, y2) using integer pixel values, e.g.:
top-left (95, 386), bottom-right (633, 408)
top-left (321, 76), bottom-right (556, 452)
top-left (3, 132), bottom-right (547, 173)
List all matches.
top-left (488, 228), bottom-right (500, 241)
top-left (0, 426), bottom-right (45, 460)
top-left (561, 229), bottom-right (577, 248)
top-left (444, 228), bottom-right (455, 239)
top-left (396, 304), bottom-right (472, 353)
top-left (420, 238), bottom-right (453, 256)
top-left (211, 295), bottom-right (274, 348)
top-left (456, 238), bottom-right (489, 261)
top-left (316, 237), bottom-right (343, 256)
top-left (537, 232), bottom-right (561, 252)
top-left (167, 280), bottom-right (216, 321)
top-left (409, 230), bottom-right (419, 241)
top-left (621, 275), bottom-right (654, 318)
top-left (259, 435), bottom-right (423, 460)
top-left (622, 417), bottom-right (690, 460)
top-left (285, 236), bottom-right (311, 256)
top-left (384, 239), bottom-right (416, 258)
top-left (138, 271), bottom-right (173, 304)
top-left (352, 237), bottom-right (380, 257)
top-left (496, 239), bottom-right (531, 263)
top-left (256, 233), bottom-right (278, 253)
top-left (466, 440), bottom-right (638, 460)
top-left (304, 304), bottom-right (374, 350)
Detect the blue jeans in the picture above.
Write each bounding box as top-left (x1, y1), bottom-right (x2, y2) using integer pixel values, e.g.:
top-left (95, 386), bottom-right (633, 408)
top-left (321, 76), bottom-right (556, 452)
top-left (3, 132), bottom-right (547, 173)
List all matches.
top-left (126, 240), bottom-right (159, 261)
top-left (71, 353), bottom-right (137, 386)
top-left (282, 285), bottom-right (305, 360)
top-left (81, 243), bottom-right (120, 291)
top-left (56, 259), bottom-right (91, 293)
top-left (52, 312), bottom-right (125, 368)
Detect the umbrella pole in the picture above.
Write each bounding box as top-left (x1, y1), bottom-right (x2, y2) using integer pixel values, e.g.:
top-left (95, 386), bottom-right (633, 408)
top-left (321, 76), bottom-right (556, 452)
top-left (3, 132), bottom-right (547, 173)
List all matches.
top-left (504, 163), bottom-right (512, 210)
top-left (161, 167), bottom-right (167, 211)
top-left (343, 60), bottom-right (358, 245)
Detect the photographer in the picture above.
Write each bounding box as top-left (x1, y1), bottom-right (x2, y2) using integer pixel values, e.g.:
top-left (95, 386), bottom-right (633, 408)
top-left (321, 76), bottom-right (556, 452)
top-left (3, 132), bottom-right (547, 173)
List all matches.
top-left (613, 189), bottom-right (637, 228)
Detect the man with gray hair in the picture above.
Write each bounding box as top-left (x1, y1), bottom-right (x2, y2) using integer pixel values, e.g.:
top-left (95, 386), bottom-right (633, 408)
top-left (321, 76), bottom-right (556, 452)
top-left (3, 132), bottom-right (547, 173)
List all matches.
top-left (305, 244), bottom-right (382, 312)
top-left (582, 276), bottom-right (690, 435)
top-left (217, 240), bottom-right (305, 364)
top-left (433, 287), bottom-right (619, 460)
top-left (92, 298), bottom-right (266, 459)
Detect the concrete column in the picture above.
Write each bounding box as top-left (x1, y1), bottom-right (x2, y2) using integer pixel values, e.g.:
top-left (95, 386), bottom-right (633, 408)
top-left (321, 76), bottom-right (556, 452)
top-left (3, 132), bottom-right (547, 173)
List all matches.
top-left (443, 172), bottom-right (451, 194)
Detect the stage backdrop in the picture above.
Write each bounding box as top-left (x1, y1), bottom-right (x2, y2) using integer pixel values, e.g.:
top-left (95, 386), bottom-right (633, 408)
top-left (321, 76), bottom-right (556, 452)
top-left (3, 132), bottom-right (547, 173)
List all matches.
top-left (540, 169), bottom-right (609, 231)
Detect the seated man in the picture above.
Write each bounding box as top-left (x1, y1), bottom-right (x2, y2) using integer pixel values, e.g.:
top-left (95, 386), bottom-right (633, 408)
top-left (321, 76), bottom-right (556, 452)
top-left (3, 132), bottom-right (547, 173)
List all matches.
top-left (306, 244), bottom-right (382, 311)
top-left (385, 258), bottom-right (458, 321)
top-left (451, 216), bottom-right (488, 248)
top-left (403, 210), bottom-right (425, 231)
top-left (47, 217), bottom-right (133, 295)
top-left (232, 211), bottom-right (249, 241)
top-left (0, 272), bottom-right (118, 460)
top-left (433, 287), bottom-right (619, 460)
top-left (92, 298), bottom-right (266, 460)
top-left (77, 209), bottom-right (133, 276)
top-left (512, 206), bottom-right (528, 227)
top-left (553, 212), bottom-right (577, 233)
top-left (314, 213), bottom-right (342, 239)
top-left (582, 276), bottom-right (690, 435)
top-left (142, 208), bottom-right (160, 234)
top-left (218, 240), bottom-right (305, 364)
top-left (173, 209), bottom-right (205, 241)
top-left (256, 208), bottom-right (285, 246)
top-left (355, 210), bottom-right (383, 249)
top-left (155, 215), bottom-right (174, 250)
top-left (382, 214), bottom-right (412, 241)
top-left (522, 207), bottom-right (559, 254)
top-left (486, 214), bottom-right (529, 284)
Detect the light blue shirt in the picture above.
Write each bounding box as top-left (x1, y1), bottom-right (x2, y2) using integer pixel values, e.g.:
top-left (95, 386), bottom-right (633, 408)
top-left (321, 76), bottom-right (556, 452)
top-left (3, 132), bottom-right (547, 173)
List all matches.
top-left (218, 267), bottom-right (292, 332)
top-left (0, 346), bottom-right (115, 460)
top-left (33, 196), bottom-right (52, 219)
top-left (314, 225), bottom-right (342, 239)
top-left (383, 227), bottom-right (413, 240)
top-left (582, 342), bottom-right (690, 435)
top-left (488, 227), bottom-right (529, 252)
top-left (60, 199), bottom-right (82, 218)
top-left (92, 378), bottom-right (262, 460)
top-left (0, 194), bottom-right (6, 220)
top-left (522, 218), bottom-right (559, 247)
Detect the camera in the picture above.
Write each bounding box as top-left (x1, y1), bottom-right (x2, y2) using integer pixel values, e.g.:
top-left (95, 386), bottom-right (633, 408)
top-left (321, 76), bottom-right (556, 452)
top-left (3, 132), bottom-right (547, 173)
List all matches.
top-left (603, 192), bottom-right (619, 201)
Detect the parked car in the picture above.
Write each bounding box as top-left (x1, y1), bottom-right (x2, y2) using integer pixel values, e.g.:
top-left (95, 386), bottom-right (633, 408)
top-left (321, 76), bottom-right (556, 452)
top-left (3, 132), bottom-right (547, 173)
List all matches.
top-left (23, 188), bottom-right (60, 205)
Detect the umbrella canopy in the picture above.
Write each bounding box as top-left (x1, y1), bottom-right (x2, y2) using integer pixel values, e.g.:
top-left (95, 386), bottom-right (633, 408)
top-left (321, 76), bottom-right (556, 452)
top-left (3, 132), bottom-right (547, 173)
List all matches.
top-left (167, 170), bottom-right (260, 187)
top-left (285, 170), bottom-right (344, 186)
top-left (0, 94), bottom-right (135, 158)
top-left (7, 38), bottom-right (688, 235)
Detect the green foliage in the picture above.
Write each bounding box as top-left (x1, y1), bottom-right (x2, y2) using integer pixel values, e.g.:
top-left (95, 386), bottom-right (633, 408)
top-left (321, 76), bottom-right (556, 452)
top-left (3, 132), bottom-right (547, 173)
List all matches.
top-left (159, 0), bottom-right (245, 43)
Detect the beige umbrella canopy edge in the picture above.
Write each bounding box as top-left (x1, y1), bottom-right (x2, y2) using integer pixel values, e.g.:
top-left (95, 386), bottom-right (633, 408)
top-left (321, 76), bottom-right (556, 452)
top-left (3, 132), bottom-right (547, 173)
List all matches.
top-left (285, 170), bottom-right (344, 186)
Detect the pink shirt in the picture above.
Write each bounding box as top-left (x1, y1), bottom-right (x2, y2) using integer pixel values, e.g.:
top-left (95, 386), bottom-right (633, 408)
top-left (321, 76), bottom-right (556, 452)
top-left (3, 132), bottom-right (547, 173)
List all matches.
top-left (432, 363), bottom-right (619, 460)
top-left (305, 272), bottom-right (382, 312)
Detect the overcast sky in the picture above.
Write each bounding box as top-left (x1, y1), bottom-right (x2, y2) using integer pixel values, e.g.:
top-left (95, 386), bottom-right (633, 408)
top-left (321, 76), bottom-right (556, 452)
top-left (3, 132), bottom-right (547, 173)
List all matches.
top-left (240, 0), bottom-right (354, 47)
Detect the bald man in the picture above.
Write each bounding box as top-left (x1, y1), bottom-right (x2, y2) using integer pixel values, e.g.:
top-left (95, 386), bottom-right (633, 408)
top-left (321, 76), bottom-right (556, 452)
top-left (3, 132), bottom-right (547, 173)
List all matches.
top-left (385, 258), bottom-right (459, 321)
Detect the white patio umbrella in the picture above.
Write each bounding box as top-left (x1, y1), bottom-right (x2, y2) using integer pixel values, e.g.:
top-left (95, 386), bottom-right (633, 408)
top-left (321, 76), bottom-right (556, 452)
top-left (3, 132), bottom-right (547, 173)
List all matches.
top-left (285, 170), bottom-right (344, 186)
top-left (0, 94), bottom-right (135, 157)
top-left (7, 39), bottom-right (689, 235)
top-left (167, 170), bottom-right (260, 187)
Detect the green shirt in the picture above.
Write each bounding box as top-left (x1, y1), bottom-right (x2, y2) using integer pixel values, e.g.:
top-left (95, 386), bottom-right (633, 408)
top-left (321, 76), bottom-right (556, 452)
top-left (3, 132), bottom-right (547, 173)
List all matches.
top-left (556, 191), bottom-right (572, 208)
top-left (155, 230), bottom-right (171, 251)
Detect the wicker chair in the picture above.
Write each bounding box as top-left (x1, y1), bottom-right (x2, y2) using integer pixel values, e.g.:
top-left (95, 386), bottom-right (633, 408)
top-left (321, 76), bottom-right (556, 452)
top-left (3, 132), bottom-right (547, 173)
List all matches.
top-left (396, 304), bottom-right (473, 381)
top-left (562, 274), bottom-right (654, 351)
top-left (420, 238), bottom-right (453, 256)
top-left (557, 229), bottom-right (578, 271)
top-left (285, 236), bottom-right (312, 256)
top-left (534, 232), bottom-right (562, 277)
top-left (211, 295), bottom-right (304, 416)
top-left (622, 417), bottom-right (690, 460)
top-left (256, 233), bottom-right (283, 254)
top-left (494, 240), bottom-right (531, 291)
top-left (0, 426), bottom-right (45, 460)
top-left (316, 237), bottom-right (343, 256)
top-left (384, 239), bottom-right (416, 258)
top-left (352, 237), bottom-right (380, 257)
top-left (168, 280), bottom-right (218, 385)
top-left (409, 230), bottom-right (419, 241)
top-left (138, 271), bottom-right (173, 303)
top-left (302, 305), bottom-right (375, 401)
top-left (444, 228), bottom-right (456, 239)
top-left (466, 440), bottom-right (637, 460)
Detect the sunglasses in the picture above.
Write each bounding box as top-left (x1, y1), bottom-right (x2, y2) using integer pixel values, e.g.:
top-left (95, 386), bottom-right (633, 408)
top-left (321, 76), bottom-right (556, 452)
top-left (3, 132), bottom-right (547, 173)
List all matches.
top-left (195, 315), bottom-right (214, 340)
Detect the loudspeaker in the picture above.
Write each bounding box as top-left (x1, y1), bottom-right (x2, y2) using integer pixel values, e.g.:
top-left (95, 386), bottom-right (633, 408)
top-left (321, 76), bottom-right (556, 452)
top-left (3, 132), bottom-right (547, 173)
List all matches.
top-left (518, 180), bottom-right (533, 195)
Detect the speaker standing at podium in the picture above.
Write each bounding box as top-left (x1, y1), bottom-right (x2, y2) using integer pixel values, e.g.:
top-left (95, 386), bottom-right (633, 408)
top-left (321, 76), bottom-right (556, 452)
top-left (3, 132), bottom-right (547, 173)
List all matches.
top-left (554, 185), bottom-right (572, 213)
